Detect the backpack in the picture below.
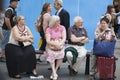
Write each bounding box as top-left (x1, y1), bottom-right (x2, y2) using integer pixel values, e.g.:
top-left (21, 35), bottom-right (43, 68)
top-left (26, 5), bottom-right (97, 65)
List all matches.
top-left (35, 15), bottom-right (42, 32)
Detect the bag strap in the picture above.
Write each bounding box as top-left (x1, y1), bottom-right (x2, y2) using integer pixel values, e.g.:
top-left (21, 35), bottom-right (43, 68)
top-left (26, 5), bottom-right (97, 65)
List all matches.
top-left (6, 8), bottom-right (13, 14)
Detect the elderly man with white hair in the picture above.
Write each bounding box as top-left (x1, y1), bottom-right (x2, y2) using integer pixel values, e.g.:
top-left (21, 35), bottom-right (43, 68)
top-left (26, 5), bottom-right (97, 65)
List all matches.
top-left (65, 16), bottom-right (89, 76)
top-left (54, 0), bottom-right (70, 40)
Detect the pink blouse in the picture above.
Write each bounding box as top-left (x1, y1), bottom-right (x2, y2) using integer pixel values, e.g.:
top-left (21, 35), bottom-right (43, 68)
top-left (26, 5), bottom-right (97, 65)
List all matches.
top-left (46, 25), bottom-right (65, 40)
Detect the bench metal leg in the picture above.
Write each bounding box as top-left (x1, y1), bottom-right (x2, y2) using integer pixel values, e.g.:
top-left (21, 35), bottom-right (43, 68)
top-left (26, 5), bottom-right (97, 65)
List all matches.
top-left (85, 54), bottom-right (90, 75)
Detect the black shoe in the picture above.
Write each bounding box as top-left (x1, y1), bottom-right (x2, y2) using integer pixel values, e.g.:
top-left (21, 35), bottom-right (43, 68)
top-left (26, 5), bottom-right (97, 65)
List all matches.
top-left (48, 67), bottom-right (52, 70)
top-left (30, 73), bottom-right (39, 77)
top-left (0, 57), bottom-right (6, 62)
top-left (72, 70), bottom-right (78, 76)
top-left (9, 75), bottom-right (21, 79)
top-left (68, 65), bottom-right (78, 76)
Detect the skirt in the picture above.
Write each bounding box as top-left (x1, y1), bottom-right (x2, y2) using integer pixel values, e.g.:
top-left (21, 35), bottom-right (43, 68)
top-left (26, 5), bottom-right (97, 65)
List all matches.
top-left (5, 43), bottom-right (36, 76)
top-left (44, 45), bottom-right (65, 63)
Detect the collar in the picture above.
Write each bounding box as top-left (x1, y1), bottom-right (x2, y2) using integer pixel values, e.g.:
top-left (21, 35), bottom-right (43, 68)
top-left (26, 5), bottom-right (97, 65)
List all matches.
top-left (9, 6), bottom-right (15, 9)
top-left (57, 8), bottom-right (62, 15)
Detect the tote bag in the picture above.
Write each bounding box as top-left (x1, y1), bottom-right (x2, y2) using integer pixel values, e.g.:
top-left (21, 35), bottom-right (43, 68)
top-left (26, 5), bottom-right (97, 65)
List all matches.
top-left (93, 39), bottom-right (116, 57)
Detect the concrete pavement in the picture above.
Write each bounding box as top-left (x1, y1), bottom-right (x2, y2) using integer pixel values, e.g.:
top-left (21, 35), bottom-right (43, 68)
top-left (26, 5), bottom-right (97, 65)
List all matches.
top-left (0, 40), bottom-right (120, 80)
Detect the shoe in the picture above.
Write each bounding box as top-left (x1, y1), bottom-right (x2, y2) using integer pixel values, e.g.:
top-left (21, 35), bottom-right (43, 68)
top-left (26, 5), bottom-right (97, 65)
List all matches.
top-left (50, 75), bottom-right (53, 79)
top-left (68, 65), bottom-right (78, 76)
top-left (72, 70), bottom-right (78, 76)
top-left (9, 75), bottom-right (21, 79)
top-left (90, 71), bottom-right (96, 76)
top-left (48, 67), bottom-right (52, 70)
top-left (0, 57), bottom-right (6, 62)
top-left (53, 74), bottom-right (58, 80)
top-left (30, 74), bottom-right (44, 79)
top-left (50, 74), bottom-right (58, 80)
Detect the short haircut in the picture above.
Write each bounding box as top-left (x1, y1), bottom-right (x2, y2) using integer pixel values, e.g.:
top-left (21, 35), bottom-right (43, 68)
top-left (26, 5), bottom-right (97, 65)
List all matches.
top-left (49, 15), bottom-right (60, 27)
top-left (74, 16), bottom-right (83, 23)
top-left (55, 0), bottom-right (63, 6)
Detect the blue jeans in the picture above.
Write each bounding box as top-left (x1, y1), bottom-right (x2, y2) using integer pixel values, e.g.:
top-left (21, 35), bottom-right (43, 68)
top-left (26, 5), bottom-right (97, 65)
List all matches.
top-left (118, 25), bottom-right (120, 38)
top-left (0, 29), bottom-right (10, 49)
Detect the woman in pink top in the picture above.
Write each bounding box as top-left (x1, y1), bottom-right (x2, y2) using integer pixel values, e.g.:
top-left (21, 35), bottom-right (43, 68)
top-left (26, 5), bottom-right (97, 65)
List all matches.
top-left (45, 15), bottom-right (66, 80)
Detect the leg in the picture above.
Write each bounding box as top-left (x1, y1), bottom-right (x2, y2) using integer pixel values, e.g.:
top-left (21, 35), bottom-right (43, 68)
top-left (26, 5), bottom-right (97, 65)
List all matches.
top-left (90, 55), bottom-right (97, 76)
top-left (50, 62), bottom-right (58, 80)
top-left (66, 51), bottom-right (75, 75)
top-left (55, 59), bottom-right (63, 71)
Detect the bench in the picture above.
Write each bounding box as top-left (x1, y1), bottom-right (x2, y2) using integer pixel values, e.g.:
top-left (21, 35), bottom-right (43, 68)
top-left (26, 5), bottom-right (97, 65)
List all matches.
top-left (35, 49), bottom-right (91, 75)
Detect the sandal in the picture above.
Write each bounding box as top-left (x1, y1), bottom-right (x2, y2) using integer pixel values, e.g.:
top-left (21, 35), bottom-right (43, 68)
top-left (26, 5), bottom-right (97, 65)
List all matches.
top-left (53, 74), bottom-right (58, 80)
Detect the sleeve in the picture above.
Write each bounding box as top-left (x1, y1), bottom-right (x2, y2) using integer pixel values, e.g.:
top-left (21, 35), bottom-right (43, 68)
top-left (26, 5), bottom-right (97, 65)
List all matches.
top-left (5, 9), bottom-right (13, 18)
top-left (45, 28), bottom-right (51, 35)
top-left (68, 27), bottom-right (72, 40)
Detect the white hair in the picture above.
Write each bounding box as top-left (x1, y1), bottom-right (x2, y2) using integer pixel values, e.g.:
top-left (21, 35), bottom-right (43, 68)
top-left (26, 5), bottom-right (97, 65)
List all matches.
top-left (55, 0), bottom-right (63, 6)
top-left (74, 16), bottom-right (83, 23)
top-left (49, 15), bottom-right (60, 27)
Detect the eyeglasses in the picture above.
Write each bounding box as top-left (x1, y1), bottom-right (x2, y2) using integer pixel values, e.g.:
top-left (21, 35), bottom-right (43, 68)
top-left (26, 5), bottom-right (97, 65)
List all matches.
top-left (21, 18), bottom-right (25, 20)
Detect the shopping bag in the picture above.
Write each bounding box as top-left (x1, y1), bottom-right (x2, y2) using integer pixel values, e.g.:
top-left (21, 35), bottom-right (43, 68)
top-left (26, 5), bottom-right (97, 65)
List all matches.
top-left (93, 39), bottom-right (116, 57)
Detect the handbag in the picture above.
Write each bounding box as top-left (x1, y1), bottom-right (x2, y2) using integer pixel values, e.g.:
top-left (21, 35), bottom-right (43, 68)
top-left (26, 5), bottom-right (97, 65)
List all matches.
top-left (23, 41), bottom-right (32, 47)
top-left (49, 39), bottom-right (64, 51)
top-left (93, 39), bottom-right (116, 57)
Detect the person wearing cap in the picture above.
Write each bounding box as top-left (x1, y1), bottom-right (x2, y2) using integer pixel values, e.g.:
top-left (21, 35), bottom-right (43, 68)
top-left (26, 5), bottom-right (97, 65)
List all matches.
top-left (0, 0), bottom-right (19, 62)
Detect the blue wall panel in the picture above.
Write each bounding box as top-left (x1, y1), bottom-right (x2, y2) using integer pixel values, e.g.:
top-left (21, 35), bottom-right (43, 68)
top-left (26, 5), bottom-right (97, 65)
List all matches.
top-left (5, 0), bottom-right (112, 50)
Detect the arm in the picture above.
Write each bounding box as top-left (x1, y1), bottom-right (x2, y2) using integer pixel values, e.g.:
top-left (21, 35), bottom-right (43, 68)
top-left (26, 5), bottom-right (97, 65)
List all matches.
top-left (45, 33), bottom-right (56, 46)
top-left (70, 34), bottom-right (89, 43)
top-left (12, 26), bottom-right (33, 42)
top-left (4, 17), bottom-right (12, 30)
top-left (5, 9), bottom-right (13, 31)
top-left (60, 27), bottom-right (66, 45)
top-left (43, 13), bottom-right (50, 33)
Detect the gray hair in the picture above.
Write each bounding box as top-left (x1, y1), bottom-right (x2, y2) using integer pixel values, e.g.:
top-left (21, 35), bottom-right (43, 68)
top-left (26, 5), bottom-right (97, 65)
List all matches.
top-left (49, 15), bottom-right (60, 27)
top-left (55, 0), bottom-right (63, 6)
top-left (74, 16), bottom-right (83, 23)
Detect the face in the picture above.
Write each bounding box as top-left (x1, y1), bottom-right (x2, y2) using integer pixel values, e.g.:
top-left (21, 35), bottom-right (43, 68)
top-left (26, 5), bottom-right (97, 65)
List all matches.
top-left (75, 19), bottom-right (83, 28)
top-left (100, 20), bottom-right (108, 30)
top-left (54, 1), bottom-right (59, 10)
top-left (11, 1), bottom-right (18, 8)
top-left (47, 4), bottom-right (52, 12)
top-left (111, 8), bottom-right (116, 13)
top-left (54, 20), bottom-right (60, 27)
top-left (19, 16), bottom-right (25, 25)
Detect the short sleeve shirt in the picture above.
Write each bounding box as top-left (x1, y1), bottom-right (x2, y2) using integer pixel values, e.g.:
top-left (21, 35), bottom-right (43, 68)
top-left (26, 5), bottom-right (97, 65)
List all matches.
top-left (2, 6), bottom-right (17, 30)
top-left (68, 25), bottom-right (88, 46)
top-left (46, 25), bottom-right (65, 40)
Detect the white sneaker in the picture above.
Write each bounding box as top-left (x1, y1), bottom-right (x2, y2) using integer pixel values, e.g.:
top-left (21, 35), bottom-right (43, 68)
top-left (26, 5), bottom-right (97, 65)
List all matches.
top-left (30, 75), bottom-right (44, 79)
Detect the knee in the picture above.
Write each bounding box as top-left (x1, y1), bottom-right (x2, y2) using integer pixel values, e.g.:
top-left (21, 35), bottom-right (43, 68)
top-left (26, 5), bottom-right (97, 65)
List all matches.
top-left (66, 51), bottom-right (73, 58)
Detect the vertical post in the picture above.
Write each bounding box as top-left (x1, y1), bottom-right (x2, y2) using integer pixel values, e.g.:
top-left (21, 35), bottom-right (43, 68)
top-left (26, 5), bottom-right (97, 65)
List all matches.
top-left (77, 0), bottom-right (80, 16)
top-left (85, 52), bottom-right (90, 75)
